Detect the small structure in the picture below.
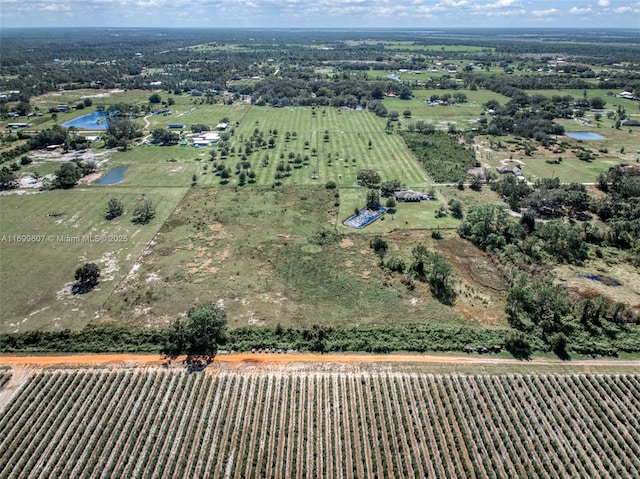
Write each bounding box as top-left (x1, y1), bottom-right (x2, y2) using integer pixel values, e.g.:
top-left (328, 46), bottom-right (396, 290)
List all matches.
top-left (621, 120), bottom-right (640, 127)
top-left (6, 123), bottom-right (32, 129)
top-left (216, 122), bottom-right (228, 130)
top-left (168, 123), bottom-right (184, 129)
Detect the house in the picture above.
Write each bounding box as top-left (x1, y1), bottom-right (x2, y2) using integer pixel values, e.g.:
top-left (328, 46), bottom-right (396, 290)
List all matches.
top-left (497, 165), bottom-right (524, 178)
top-left (216, 122), bottom-right (228, 130)
top-left (395, 190), bottom-right (422, 202)
top-left (6, 123), bottom-right (32, 129)
top-left (57, 104), bottom-right (69, 112)
top-left (617, 91), bottom-right (637, 100)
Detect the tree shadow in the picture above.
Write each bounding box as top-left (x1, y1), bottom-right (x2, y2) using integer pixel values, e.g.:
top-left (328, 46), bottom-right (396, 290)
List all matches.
top-left (71, 282), bottom-right (98, 295)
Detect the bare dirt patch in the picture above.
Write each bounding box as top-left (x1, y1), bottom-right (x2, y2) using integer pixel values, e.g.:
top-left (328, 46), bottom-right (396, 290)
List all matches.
top-left (339, 238), bottom-right (354, 249)
top-left (438, 237), bottom-right (508, 292)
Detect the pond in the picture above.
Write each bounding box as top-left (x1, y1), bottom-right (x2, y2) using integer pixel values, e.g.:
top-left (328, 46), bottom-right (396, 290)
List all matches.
top-left (96, 166), bottom-right (128, 185)
top-left (63, 111), bottom-right (110, 130)
top-left (565, 132), bottom-right (605, 140)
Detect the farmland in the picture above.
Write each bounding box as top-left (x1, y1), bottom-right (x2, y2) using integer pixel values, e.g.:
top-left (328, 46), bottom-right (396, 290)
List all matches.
top-left (1, 27), bottom-right (639, 358)
top-left (1, 365), bottom-right (640, 478)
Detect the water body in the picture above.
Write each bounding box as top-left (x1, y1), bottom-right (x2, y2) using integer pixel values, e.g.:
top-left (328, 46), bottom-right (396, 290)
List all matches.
top-left (96, 166), bottom-right (128, 185)
top-left (63, 111), bottom-right (110, 130)
top-left (565, 132), bottom-right (605, 140)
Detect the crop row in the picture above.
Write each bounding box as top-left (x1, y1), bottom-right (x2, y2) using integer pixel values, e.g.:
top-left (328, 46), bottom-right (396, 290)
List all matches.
top-left (0, 370), bottom-right (638, 478)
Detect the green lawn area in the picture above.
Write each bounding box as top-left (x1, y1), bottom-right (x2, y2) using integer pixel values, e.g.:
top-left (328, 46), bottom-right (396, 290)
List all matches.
top-left (0, 186), bottom-right (188, 332)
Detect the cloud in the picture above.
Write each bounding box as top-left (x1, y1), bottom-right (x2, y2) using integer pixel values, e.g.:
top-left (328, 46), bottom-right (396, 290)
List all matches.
top-left (569, 6), bottom-right (593, 14)
top-left (2, 0), bottom-right (640, 28)
top-left (531, 8), bottom-right (559, 17)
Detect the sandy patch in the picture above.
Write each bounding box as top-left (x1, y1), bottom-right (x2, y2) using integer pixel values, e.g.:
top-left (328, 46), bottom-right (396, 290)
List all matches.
top-left (339, 238), bottom-right (354, 249)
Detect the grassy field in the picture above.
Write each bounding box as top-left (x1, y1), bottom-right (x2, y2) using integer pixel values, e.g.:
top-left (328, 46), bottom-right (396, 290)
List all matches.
top-left (100, 186), bottom-right (503, 330)
top-left (0, 186), bottom-right (188, 333)
top-left (2, 89), bottom-right (636, 335)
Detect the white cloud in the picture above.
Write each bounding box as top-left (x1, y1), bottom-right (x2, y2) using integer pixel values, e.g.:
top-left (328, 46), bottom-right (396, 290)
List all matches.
top-left (569, 6), bottom-right (593, 14)
top-left (1, 0), bottom-right (639, 28)
top-left (531, 8), bottom-right (559, 17)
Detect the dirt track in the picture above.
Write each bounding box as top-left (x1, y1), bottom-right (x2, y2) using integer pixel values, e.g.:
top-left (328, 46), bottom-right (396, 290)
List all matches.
top-left (1, 352), bottom-right (639, 368)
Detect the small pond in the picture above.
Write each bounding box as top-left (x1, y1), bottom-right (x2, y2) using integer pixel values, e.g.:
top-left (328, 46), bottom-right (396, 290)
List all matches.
top-left (565, 132), bottom-right (605, 140)
top-left (96, 166), bottom-right (128, 185)
top-left (344, 206), bottom-right (387, 229)
top-left (63, 111), bottom-right (110, 130)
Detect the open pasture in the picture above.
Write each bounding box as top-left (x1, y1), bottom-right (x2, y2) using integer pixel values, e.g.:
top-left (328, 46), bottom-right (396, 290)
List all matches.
top-left (1, 368), bottom-right (639, 479)
top-left (0, 187), bottom-right (188, 332)
top-left (101, 186), bottom-right (476, 329)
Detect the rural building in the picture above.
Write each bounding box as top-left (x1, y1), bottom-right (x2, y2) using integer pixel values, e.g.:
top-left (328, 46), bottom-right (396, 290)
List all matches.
top-left (216, 122), bottom-right (228, 130)
top-left (497, 165), bottom-right (524, 178)
top-left (621, 120), bottom-right (640, 127)
top-left (6, 122), bottom-right (32, 128)
top-left (168, 123), bottom-right (184, 129)
top-left (395, 190), bottom-right (423, 202)
top-left (617, 91), bottom-right (637, 100)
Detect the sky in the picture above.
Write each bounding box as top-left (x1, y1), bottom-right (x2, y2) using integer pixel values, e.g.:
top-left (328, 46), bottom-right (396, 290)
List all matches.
top-left (1, 0), bottom-right (639, 29)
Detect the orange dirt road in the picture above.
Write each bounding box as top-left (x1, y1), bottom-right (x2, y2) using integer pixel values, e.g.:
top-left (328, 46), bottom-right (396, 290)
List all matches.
top-left (1, 352), bottom-right (639, 368)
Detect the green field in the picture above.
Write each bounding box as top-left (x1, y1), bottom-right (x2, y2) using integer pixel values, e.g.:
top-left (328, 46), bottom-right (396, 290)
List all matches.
top-left (0, 187), bottom-right (188, 333)
top-left (2, 91), bottom-right (636, 335)
top-left (100, 186), bottom-right (479, 330)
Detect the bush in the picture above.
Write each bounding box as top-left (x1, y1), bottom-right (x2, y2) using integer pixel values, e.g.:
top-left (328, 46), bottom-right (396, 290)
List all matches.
top-left (73, 263), bottom-right (100, 294)
top-left (325, 181), bottom-right (337, 189)
top-left (132, 198), bottom-right (156, 225)
top-left (504, 331), bottom-right (531, 359)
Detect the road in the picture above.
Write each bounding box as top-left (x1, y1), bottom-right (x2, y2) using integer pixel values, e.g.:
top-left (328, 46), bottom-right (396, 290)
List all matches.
top-left (0, 352), bottom-right (639, 369)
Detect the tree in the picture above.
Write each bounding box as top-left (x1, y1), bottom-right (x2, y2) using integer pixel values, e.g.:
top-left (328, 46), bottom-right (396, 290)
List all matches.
top-left (449, 199), bottom-right (464, 219)
top-left (385, 197), bottom-right (396, 213)
top-left (357, 169), bottom-right (381, 188)
top-left (409, 244), bottom-right (429, 281)
top-left (470, 176), bottom-right (482, 191)
top-left (0, 168), bottom-right (18, 191)
top-left (504, 331), bottom-right (531, 359)
top-left (186, 302), bottom-right (227, 359)
top-left (149, 93), bottom-right (162, 104)
top-left (132, 198), bottom-right (155, 224)
top-left (105, 117), bottom-right (142, 150)
top-left (370, 236), bottom-right (388, 258)
top-left (425, 251), bottom-right (456, 304)
top-left (105, 198), bottom-right (124, 220)
top-left (380, 179), bottom-right (403, 197)
top-left (73, 263), bottom-right (100, 293)
top-left (53, 162), bottom-right (82, 189)
top-left (150, 128), bottom-right (179, 146)
top-left (366, 189), bottom-right (380, 210)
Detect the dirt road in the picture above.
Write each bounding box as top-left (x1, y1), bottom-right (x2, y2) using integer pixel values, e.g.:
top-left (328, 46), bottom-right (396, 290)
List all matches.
top-left (1, 352), bottom-right (639, 369)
